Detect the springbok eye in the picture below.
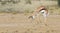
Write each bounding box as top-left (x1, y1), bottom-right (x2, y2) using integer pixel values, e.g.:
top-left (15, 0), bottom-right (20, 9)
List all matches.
top-left (42, 12), bottom-right (44, 13)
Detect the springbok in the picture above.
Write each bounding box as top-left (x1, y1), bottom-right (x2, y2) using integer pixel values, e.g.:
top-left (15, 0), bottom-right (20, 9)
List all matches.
top-left (28, 6), bottom-right (48, 23)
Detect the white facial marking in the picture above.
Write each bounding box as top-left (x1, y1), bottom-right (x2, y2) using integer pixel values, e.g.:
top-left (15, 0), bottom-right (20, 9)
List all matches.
top-left (40, 10), bottom-right (47, 18)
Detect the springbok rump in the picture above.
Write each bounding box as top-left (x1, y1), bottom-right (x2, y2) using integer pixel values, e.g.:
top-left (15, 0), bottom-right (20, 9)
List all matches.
top-left (28, 6), bottom-right (49, 23)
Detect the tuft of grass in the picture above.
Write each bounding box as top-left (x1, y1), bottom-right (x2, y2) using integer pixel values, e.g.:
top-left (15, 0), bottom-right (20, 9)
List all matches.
top-left (45, 24), bottom-right (48, 26)
top-left (46, 30), bottom-right (50, 33)
top-left (25, 0), bottom-right (32, 4)
top-left (24, 31), bottom-right (27, 33)
top-left (1, 2), bottom-right (7, 5)
top-left (24, 9), bottom-right (30, 15)
top-left (30, 11), bottom-right (34, 13)
top-left (25, 29), bottom-right (33, 33)
top-left (51, 30), bottom-right (54, 32)
top-left (0, 11), bottom-right (19, 14)
top-left (11, 12), bottom-right (18, 14)
top-left (25, 9), bottom-right (30, 13)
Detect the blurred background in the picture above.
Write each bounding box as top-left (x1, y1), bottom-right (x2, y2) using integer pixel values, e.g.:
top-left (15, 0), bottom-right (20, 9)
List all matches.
top-left (0, 0), bottom-right (60, 15)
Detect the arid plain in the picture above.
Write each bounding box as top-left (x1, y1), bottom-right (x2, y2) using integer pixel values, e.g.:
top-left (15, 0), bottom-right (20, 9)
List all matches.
top-left (0, 13), bottom-right (60, 33)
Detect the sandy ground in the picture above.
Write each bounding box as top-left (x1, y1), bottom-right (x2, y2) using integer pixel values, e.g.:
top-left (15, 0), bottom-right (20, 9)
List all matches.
top-left (0, 13), bottom-right (60, 33)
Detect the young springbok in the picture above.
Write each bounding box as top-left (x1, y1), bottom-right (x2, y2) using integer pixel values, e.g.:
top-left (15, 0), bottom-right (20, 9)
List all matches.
top-left (28, 6), bottom-right (48, 23)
